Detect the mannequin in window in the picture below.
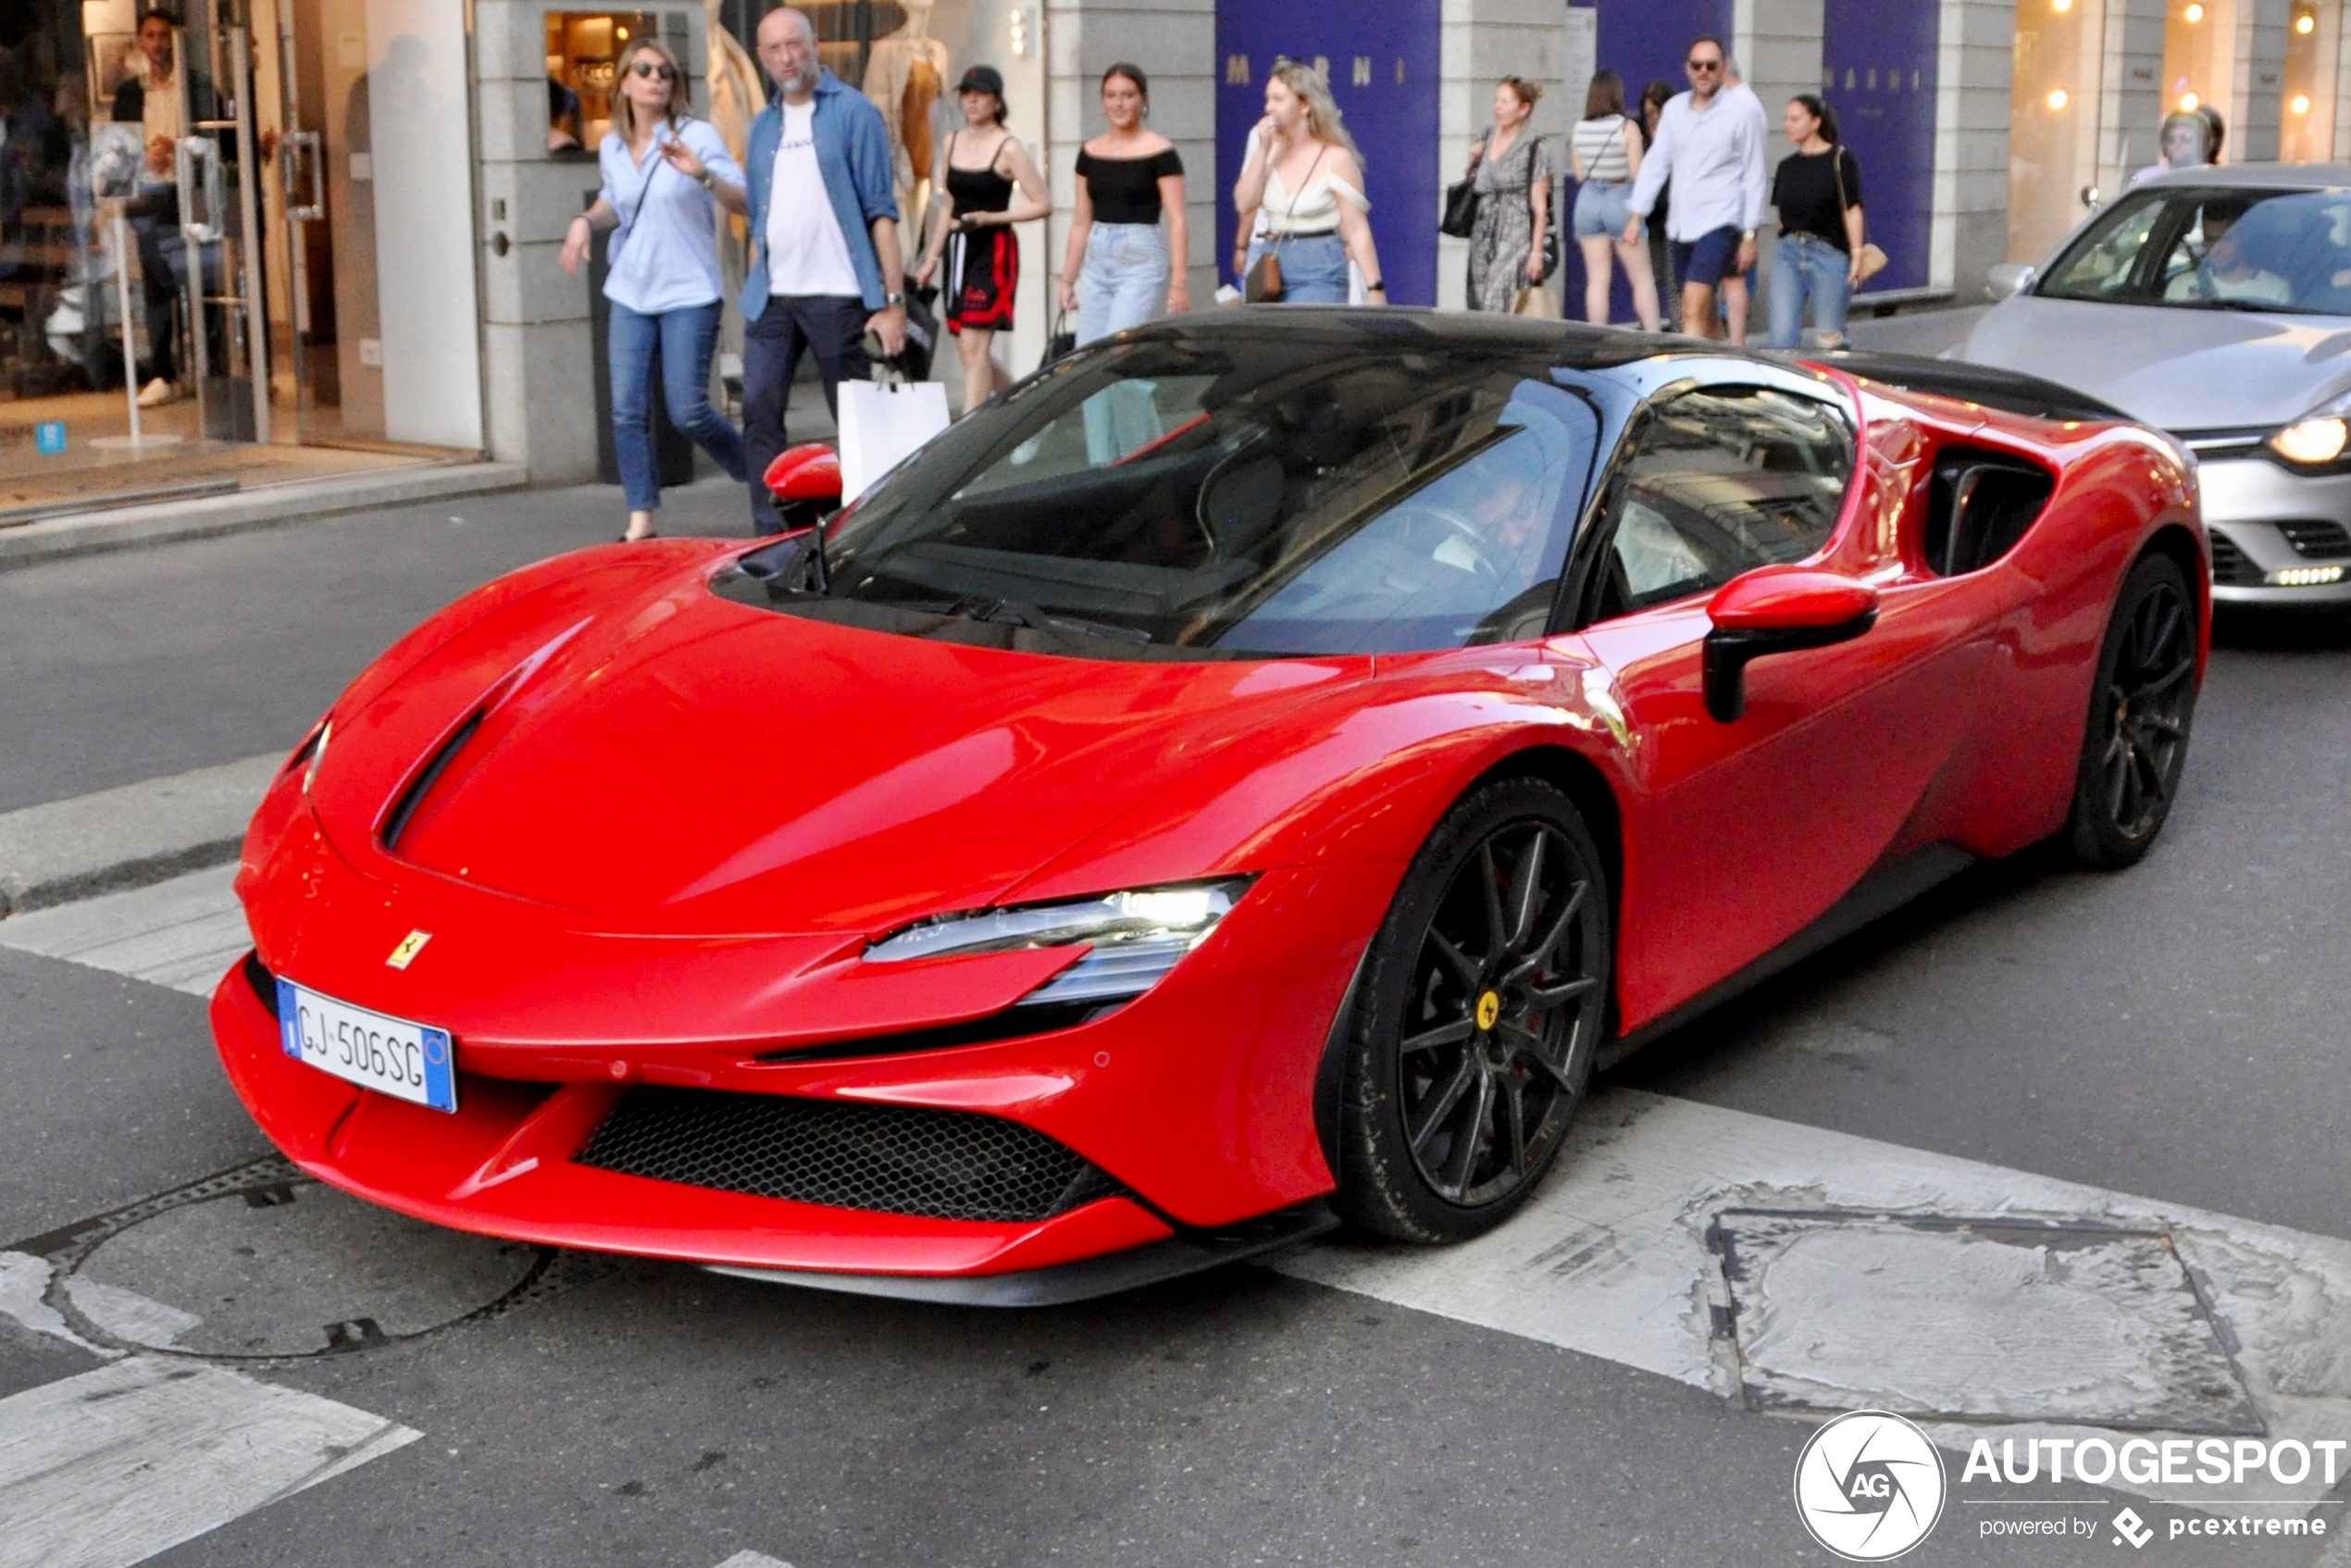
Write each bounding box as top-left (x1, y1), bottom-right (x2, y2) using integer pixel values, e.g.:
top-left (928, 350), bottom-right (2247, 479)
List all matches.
top-left (862, 0), bottom-right (949, 245)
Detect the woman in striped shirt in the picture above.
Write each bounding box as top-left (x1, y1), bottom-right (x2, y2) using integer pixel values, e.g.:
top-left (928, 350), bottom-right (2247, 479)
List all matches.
top-left (1568, 69), bottom-right (1663, 331)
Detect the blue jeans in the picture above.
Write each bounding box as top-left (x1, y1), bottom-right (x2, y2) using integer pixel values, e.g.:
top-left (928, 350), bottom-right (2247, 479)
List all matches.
top-left (741, 293), bottom-right (870, 530)
top-left (1076, 222), bottom-right (1167, 344)
top-left (1246, 232), bottom-right (1349, 304)
top-left (609, 299), bottom-right (745, 512)
top-left (1766, 232), bottom-right (1854, 349)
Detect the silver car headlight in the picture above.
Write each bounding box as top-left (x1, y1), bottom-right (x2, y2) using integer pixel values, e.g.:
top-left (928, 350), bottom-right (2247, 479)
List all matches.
top-left (864, 878), bottom-right (1251, 1005)
top-left (2269, 390), bottom-right (2351, 467)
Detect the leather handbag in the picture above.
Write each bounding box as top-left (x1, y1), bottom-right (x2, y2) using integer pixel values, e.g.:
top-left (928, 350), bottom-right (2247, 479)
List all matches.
top-left (1042, 305), bottom-right (1076, 367)
top-left (1440, 139), bottom-right (1484, 239)
top-left (1246, 144), bottom-right (1327, 304)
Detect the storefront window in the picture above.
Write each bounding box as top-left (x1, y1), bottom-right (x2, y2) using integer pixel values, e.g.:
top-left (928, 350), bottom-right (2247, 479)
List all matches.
top-left (2161, 0), bottom-right (2234, 123)
top-left (2280, 0), bottom-right (2337, 163)
top-left (2009, 0), bottom-right (2106, 264)
top-left (545, 12), bottom-right (663, 153)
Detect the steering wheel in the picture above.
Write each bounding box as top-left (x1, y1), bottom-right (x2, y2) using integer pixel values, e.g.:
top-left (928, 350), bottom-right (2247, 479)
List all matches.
top-left (1387, 500), bottom-right (1514, 582)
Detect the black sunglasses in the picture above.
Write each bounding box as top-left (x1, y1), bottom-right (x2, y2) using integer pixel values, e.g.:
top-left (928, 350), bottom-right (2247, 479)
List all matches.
top-left (628, 60), bottom-right (677, 80)
top-left (1686, 57), bottom-right (1723, 71)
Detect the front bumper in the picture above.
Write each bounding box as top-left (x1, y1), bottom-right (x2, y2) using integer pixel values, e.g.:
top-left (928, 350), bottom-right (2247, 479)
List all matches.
top-left (2195, 456), bottom-right (2351, 606)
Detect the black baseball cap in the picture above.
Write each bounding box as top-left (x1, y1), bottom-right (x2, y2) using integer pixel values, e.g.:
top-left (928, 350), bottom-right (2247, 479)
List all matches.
top-left (956, 65), bottom-right (1004, 97)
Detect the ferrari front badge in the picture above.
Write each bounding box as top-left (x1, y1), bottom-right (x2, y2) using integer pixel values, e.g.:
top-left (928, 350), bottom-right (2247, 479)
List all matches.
top-left (386, 929), bottom-right (432, 969)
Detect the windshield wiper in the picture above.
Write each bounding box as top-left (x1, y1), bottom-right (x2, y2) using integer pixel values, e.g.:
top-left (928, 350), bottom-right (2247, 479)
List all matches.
top-left (948, 595), bottom-right (1153, 645)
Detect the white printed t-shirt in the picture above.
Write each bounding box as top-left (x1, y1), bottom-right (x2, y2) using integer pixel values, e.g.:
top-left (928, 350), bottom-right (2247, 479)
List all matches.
top-left (765, 97), bottom-right (862, 298)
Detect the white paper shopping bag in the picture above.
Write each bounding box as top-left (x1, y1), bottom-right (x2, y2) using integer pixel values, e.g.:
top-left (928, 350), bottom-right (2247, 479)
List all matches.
top-left (838, 379), bottom-right (951, 502)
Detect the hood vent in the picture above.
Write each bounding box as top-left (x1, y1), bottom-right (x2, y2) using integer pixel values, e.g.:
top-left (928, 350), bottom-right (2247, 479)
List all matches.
top-left (379, 708), bottom-right (487, 852)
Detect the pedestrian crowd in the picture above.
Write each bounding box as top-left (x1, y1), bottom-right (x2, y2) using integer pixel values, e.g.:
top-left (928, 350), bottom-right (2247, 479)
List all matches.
top-left (582, 15), bottom-right (2243, 536)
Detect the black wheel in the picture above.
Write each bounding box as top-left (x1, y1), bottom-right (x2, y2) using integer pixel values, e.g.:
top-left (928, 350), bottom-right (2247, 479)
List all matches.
top-left (2067, 554), bottom-right (2199, 869)
top-left (1336, 777), bottom-right (1611, 1242)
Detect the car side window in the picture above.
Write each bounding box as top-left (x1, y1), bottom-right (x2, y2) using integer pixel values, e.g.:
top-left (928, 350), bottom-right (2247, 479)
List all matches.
top-left (1586, 385), bottom-right (1854, 621)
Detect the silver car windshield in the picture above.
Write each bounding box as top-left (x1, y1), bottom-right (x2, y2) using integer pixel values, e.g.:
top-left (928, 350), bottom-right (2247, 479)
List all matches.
top-left (2037, 187), bottom-right (2351, 316)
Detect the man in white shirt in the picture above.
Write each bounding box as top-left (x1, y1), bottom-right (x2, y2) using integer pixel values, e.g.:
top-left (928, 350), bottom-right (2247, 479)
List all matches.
top-left (740, 6), bottom-right (909, 529)
top-left (1623, 33), bottom-right (1767, 342)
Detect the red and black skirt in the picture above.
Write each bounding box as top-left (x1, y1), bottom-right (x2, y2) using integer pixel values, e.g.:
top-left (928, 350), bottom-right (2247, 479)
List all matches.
top-left (945, 224), bottom-right (1019, 334)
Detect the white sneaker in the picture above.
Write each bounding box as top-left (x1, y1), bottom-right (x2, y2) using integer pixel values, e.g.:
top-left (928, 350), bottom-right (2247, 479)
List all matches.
top-left (136, 378), bottom-right (175, 407)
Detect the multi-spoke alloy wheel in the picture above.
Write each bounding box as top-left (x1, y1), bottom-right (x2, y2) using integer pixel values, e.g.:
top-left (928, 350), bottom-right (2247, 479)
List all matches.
top-left (2068, 554), bottom-right (2199, 869)
top-left (1337, 778), bottom-right (1611, 1242)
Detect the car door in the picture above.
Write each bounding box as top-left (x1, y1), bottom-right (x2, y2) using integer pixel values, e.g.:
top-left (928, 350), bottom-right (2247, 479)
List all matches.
top-left (1560, 376), bottom-right (1978, 1031)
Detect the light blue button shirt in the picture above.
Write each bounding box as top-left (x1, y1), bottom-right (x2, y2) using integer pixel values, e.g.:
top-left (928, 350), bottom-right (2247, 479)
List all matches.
top-left (1628, 83), bottom-right (1769, 243)
top-left (597, 117), bottom-right (744, 316)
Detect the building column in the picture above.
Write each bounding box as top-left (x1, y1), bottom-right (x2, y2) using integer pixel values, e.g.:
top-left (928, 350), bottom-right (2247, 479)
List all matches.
top-left (1437, 0), bottom-right (1574, 312)
top-left (1933, 0), bottom-right (2011, 296)
top-left (1735, 0), bottom-right (1822, 330)
top-left (2097, 0), bottom-right (2165, 192)
top-left (1044, 1), bottom-right (1216, 314)
top-left (2235, 0), bottom-right (2293, 159)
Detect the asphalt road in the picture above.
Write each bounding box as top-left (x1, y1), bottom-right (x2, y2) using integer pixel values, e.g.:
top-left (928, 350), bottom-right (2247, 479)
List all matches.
top-left (2, 487), bottom-right (2346, 1567)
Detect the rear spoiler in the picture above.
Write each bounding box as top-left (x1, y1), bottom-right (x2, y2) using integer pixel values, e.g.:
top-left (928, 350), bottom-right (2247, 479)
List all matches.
top-left (1814, 350), bottom-right (2134, 426)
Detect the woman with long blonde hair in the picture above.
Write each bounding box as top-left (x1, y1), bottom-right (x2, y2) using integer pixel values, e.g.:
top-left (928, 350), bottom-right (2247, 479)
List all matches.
top-left (559, 38), bottom-right (749, 540)
top-left (1232, 60), bottom-right (1386, 305)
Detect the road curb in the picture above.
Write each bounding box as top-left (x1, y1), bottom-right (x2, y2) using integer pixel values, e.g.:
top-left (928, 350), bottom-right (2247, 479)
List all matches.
top-left (0, 461), bottom-right (533, 571)
top-left (0, 753), bottom-right (281, 917)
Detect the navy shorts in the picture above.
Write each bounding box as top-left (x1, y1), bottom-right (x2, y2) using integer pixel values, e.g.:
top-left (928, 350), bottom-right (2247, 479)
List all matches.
top-left (1670, 225), bottom-right (1746, 288)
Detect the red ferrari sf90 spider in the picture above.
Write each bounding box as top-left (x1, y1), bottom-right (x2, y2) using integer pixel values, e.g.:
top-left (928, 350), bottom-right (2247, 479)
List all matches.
top-left (213, 315), bottom-right (2207, 1303)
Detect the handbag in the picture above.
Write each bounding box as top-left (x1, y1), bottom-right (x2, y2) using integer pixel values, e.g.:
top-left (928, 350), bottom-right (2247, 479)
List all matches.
top-left (1440, 138), bottom-right (1484, 240)
top-left (1246, 143), bottom-right (1327, 305)
top-left (1510, 284), bottom-right (1557, 318)
top-left (1832, 149), bottom-right (1889, 283)
top-left (838, 378), bottom-right (951, 502)
top-left (1042, 305), bottom-right (1076, 367)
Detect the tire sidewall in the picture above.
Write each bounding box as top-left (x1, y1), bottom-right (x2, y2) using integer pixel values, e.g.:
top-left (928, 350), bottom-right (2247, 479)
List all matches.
top-left (2069, 553), bottom-right (2196, 868)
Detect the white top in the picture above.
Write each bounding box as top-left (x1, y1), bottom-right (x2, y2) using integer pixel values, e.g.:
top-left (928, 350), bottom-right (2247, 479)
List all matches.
top-left (1572, 115), bottom-right (1633, 184)
top-left (1262, 155), bottom-right (1369, 237)
top-left (596, 118), bottom-right (743, 315)
top-left (1628, 82), bottom-right (1769, 243)
top-left (765, 98), bottom-right (862, 298)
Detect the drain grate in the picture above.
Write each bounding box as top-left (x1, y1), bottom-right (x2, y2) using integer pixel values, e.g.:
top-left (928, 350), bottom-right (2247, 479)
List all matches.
top-left (1709, 1209), bottom-right (2262, 1435)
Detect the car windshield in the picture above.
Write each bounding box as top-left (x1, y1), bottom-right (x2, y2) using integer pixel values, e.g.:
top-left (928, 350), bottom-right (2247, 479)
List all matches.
top-left (2036, 185), bottom-right (2351, 316)
top-left (732, 331), bottom-right (1603, 659)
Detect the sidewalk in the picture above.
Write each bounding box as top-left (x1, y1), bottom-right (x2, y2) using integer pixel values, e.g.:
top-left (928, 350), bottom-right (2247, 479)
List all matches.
top-left (0, 753), bottom-right (280, 916)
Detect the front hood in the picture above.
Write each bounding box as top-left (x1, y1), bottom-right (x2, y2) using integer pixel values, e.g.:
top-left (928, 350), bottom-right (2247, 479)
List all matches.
top-left (1958, 294), bottom-right (2351, 430)
top-left (313, 554), bottom-right (1362, 935)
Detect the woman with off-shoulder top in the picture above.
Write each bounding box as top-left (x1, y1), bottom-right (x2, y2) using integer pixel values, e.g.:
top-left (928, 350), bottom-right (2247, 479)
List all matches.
top-left (1059, 62), bottom-right (1189, 345)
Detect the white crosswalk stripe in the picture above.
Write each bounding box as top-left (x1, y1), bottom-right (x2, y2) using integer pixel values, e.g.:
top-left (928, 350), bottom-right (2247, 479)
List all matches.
top-left (0, 864), bottom-right (246, 997)
top-left (0, 1355), bottom-right (419, 1568)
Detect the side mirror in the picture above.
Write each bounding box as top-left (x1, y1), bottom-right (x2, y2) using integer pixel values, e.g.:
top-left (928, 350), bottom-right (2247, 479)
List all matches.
top-left (1701, 569), bottom-right (1880, 722)
top-left (764, 442), bottom-right (842, 533)
top-left (1984, 261), bottom-right (2036, 302)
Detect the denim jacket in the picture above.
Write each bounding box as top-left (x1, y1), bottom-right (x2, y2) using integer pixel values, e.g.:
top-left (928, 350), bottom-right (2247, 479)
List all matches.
top-left (740, 69), bottom-right (899, 316)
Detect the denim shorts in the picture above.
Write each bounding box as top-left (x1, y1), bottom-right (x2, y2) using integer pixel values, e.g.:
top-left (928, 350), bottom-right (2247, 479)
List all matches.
top-left (1670, 224), bottom-right (1747, 287)
top-left (1572, 180), bottom-right (1632, 240)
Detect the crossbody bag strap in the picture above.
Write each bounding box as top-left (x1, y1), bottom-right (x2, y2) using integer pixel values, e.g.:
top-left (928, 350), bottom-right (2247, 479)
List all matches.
top-left (1272, 142), bottom-right (1330, 244)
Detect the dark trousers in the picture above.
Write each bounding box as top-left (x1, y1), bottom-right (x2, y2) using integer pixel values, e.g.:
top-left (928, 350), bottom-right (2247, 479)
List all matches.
top-left (742, 292), bottom-right (869, 531)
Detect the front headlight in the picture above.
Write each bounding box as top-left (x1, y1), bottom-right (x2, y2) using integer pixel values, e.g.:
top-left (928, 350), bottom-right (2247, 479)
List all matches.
top-left (2269, 416), bottom-right (2350, 467)
top-left (865, 878), bottom-right (1251, 1005)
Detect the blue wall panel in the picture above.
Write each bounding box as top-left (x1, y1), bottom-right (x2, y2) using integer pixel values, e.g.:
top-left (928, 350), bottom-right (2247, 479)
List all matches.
top-left (1821, 0), bottom-right (1940, 293)
top-left (1214, 1), bottom-right (1443, 305)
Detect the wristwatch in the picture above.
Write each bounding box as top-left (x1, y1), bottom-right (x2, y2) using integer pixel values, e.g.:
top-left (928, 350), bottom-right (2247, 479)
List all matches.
top-left (883, 292), bottom-right (906, 307)
top-left (694, 168), bottom-right (715, 190)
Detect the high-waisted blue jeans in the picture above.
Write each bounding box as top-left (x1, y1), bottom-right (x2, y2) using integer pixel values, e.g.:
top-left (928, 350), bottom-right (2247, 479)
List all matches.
top-left (608, 298), bottom-right (746, 511)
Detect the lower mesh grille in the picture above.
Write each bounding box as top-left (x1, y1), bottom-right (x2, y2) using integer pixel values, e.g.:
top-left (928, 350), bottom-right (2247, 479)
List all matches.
top-left (2278, 519), bottom-right (2351, 559)
top-left (574, 1088), bottom-right (1126, 1223)
top-left (2208, 530), bottom-right (2256, 586)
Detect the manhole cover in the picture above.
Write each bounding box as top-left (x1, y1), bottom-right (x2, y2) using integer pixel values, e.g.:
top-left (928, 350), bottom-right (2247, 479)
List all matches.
top-left (1711, 1209), bottom-right (2262, 1435)
top-left (52, 1164), bottom-right (546, 1359)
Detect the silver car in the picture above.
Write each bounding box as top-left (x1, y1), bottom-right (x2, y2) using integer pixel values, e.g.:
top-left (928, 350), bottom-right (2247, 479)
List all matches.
top-left (1954, 165), bottom-right (2351, 606)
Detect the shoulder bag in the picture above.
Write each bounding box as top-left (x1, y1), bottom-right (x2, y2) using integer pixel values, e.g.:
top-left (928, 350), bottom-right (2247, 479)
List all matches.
top-left (1834, 149), bottom-right (1888, 284)
top-left (1441, 137), bottom-right (1485, 240)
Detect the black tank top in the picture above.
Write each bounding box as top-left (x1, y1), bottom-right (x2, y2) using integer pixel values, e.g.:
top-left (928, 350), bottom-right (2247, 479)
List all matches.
top-left (946, 135), bottom-right (1015, 218)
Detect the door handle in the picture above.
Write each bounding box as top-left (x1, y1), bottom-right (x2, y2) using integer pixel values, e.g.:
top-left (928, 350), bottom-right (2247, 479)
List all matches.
top-left (284, 129), bottom-right (325, 220)
top-left (176, 134), bottom-right (226, 243)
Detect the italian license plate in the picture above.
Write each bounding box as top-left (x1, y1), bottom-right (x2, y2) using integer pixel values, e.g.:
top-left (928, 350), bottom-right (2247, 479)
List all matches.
top-left (276, 978), bottom-right (457, 1113)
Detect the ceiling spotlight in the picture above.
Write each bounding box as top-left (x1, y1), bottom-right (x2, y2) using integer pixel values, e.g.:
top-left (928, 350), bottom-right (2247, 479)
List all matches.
top-left (2046, 87), bottom-right (2071, 110)
top-left (2180, 91), bottom-right (2201, 110)
top-left (2293, 93), bottom-right (2313, 115)
top-left (2184, 2), bottom-right (2205, 20)
top-left (2296, 11), bottom-right (2317, 32)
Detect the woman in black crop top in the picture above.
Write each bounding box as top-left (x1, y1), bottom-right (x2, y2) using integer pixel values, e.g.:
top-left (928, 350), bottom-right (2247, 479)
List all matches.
top-left (913, 66), bottom-right (1050, 414)
top-left (1059, 63), bottom-right (1190, 345)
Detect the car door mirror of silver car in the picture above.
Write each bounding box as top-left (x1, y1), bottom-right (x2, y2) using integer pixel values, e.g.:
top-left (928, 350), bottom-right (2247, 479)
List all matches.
top-left (1984, 262), bottom-right (2036, 302)
top-left (1701, 569), bottom-right (1881, 723)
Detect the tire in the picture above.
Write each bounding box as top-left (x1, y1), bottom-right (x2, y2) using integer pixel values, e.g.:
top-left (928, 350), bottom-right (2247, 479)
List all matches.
top-left (2066, 553), bottom-right (2199, 869)
top-left (1335, 777), bottom-right (1613, 1243)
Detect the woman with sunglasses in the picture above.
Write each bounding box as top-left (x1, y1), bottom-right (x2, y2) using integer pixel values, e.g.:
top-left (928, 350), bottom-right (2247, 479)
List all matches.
top-left (561, 39), bottom-right (749, 541)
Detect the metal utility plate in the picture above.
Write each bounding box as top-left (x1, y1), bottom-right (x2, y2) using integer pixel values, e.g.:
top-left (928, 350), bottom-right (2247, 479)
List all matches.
top-left (1710, 1208), bottom-right (2262, 1435)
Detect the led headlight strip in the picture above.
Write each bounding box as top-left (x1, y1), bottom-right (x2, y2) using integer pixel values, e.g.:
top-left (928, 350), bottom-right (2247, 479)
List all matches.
top-left (864, 878), bottom-right (1253, 1006)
